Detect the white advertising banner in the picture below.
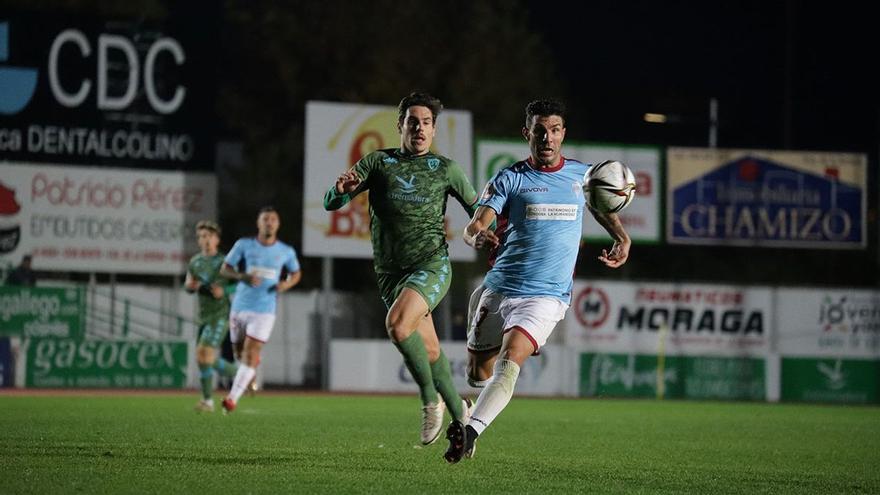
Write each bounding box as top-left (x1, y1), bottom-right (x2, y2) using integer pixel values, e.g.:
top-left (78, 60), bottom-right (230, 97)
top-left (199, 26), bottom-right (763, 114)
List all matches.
top-left (0, 162), bottom-right (216, 274)
top-left (566, 280), bottom-right (770, 356)
top-left (329, 339), bottom-right (577, 397)
top-left (777, 288), bottom-right (880, 357)
top-left (476, 140), bottom-right (661, 243)
top-left (303, 101), bottom-right (476, 261)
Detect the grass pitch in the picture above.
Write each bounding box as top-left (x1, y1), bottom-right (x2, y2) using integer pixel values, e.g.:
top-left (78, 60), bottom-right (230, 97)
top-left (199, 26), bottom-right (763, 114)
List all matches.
top-left (1, 392), bottom-right (878, 494)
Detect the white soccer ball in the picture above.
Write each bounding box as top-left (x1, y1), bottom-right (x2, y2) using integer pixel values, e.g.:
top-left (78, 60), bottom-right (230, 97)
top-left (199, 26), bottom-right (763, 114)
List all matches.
top-left (583, 160), bottom-right (636, 213)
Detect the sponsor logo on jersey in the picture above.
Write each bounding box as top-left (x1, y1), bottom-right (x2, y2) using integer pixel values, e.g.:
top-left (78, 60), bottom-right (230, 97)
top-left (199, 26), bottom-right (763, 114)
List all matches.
top-left (249, 266), bottom-right (278, 280)
top-left (388, 175), bottom-right (430, 203)
top-left (520, 186), bottom-right (550, 194)
top-left (383, 156), bottom-right (399, 164)
top-left (394, 175), bottom-right (418, 194)
top-left (525, 203), bottom-right (578, 221)
top-left (426, 158), bottom-right (440, 171)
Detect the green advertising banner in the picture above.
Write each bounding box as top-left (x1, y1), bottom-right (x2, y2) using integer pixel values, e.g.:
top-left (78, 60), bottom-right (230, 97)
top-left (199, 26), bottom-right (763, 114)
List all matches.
top-left (25, 338), bottom-right (188, 388)
top-left (781, 357), bottom-right (879, 404)
top-left (580, 353), bottom-right (765, 400)
top-left (0, 286), bottom-right (85, 340)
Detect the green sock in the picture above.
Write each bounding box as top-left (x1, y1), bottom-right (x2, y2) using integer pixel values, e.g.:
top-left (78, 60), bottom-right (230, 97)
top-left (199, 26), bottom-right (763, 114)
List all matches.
top-left (431, 351), bottom-right (463, 420)
top-left (393, 332), bottom-right (437, 405)
top-left (198, 364), bottom-right (213, 400)
top-left (214, 358), bottom-right (238, 377)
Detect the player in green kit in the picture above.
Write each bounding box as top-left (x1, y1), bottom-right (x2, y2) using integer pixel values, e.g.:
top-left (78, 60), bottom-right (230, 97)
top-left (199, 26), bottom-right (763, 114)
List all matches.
top-left (185, 220), bottom-right (239, 413)
top-left (324, 92), bottom-right (477, 445)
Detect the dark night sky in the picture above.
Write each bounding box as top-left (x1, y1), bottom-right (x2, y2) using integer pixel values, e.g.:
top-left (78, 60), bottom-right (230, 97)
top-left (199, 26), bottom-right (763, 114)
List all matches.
top-left (524, 2), bottom-right (879, 156)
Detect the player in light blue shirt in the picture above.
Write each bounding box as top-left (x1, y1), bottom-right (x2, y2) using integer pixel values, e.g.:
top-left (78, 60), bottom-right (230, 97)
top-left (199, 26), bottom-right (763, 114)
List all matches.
top-left (218, 206), bottom-right (302, 412)
top-left (444, 99), bottom-right (632, 463)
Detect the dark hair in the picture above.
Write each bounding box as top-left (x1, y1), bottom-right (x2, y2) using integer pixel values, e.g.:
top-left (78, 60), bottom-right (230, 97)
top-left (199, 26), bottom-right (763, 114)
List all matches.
top-left (525, 99), bottom-right (566, 127)
top-left (258, 206), bottom-right (278, 216)
top-left (195, 220), bottom-right (221, 235)
top-left (398, 91), bottom-right (443, 126)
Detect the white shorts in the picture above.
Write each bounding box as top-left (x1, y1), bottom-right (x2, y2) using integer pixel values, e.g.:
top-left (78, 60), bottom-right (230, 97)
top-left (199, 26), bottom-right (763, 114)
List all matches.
top-left (229, 311), bottom-right (276, 344)
top-left (467, 285), bottom-right (568, 355)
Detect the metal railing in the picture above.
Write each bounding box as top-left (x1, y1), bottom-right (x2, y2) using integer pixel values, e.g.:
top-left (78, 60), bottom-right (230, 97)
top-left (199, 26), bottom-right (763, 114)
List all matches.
top-left (86, 286), bottom-right (198, 340)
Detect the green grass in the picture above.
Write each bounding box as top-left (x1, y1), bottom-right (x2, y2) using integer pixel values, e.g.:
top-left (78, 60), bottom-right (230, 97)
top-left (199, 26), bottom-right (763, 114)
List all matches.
top-left (1, 393), bottom-right (879, 494)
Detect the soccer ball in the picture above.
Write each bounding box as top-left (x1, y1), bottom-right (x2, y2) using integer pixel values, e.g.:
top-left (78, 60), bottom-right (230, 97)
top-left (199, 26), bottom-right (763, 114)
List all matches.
top-left (583, 160), bottom-right (636, 213)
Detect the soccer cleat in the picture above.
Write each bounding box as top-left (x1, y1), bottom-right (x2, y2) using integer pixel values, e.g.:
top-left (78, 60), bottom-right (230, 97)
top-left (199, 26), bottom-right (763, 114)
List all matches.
top-left (460, 399), bottom-right (477, 459)
top-left (464, 424), bottom-right (478, 459)
top-left (221, 397), bottom-right (236, 414)
top-left (444, 421), bottom-right (478, 463)
top-left (444, 420), bottom-right (467, 463)
top-left (194, 399), bottom-right (214, 413)
top-left (420, 401), bottom-right (445, 445)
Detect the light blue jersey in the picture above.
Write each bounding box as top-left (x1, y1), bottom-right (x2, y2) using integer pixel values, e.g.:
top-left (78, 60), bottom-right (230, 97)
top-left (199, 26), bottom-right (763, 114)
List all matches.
top-left (480, 157), bottom-right (589, 303)
top-left (225, 237), bottom-right (300, 314)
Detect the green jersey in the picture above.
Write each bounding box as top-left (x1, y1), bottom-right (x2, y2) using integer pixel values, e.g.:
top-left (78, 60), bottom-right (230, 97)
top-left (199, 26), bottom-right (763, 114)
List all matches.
top-left (324, 148), bottom-right (478, 272)
top-left (187, 252), bottom-right (231, 324)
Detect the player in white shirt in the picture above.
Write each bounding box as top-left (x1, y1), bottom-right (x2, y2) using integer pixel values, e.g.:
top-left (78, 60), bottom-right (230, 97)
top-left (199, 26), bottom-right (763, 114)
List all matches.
top-left (444, 99), bottom-right (631, 463)
top-left (219, 207), bottom-right (302, 413)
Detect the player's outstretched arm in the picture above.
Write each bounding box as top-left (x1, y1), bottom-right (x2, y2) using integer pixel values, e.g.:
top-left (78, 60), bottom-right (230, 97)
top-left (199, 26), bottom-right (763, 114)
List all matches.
top-left (589, 207), bottom-right (631, 268)
top-left (463, 206), bottom-right (499, 249)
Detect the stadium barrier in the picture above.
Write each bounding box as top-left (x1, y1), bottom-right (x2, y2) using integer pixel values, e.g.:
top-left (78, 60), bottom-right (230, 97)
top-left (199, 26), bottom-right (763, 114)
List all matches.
top-left (4, 282), bottom-right (878, 403)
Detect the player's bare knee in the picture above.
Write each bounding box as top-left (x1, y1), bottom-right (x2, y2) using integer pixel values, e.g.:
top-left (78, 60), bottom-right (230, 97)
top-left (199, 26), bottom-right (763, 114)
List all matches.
top-left (385, 323), bottom-right (412, 343)
top-left (385, 314), bottom-right (416, 343)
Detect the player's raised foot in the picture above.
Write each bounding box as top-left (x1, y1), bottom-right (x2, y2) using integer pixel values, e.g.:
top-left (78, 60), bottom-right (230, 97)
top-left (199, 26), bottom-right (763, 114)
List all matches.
top-left (221, 397), bottom-right (236, 414)
top-left (420, 401), bottom-right (445, 445)
top-left (194, 399), bottom-right (214, 413)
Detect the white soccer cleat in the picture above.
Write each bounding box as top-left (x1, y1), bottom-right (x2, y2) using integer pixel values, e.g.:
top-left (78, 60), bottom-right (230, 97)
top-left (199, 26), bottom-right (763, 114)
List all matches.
top-left (194, 399), bottom-right (214, 413)
top-left (420, 401), bottom-right (446, 445)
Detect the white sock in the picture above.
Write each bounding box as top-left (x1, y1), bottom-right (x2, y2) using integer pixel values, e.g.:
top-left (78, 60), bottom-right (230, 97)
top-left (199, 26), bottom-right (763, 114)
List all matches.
top-left (228, 364), bottom-right (256, 403)
top-left (467, 359), bottom-right (520, 435)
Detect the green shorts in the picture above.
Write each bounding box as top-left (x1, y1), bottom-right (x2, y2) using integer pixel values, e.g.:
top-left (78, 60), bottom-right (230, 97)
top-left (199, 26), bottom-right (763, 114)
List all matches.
top-left (376, 256), bottom-right (451, 312)
top-left (197, 318), bottom-right (229, 348)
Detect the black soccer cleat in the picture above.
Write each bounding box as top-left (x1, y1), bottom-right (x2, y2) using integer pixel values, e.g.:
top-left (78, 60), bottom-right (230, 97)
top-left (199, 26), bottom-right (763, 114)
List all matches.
top-left (444, 421), bottom-right (466, 464)
top-left (444, 421), bottom-right (477, 464)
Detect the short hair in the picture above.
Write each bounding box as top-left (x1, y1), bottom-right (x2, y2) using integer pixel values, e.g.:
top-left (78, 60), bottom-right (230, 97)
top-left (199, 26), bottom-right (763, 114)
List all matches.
top-left (525, 99), bottom-right (566, 128)
top-left (195, 220), bottom-right (221, 235)
top-left (257, 205), bottom-right (281, 219)
top-left (22, 254), bottom-right (32, 263)
top-left (398, 92), bottom-right (443, 126)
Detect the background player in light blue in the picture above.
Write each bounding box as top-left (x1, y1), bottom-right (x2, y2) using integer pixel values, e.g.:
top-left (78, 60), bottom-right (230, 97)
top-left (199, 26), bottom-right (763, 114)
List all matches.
top-left (445, 99), bottom-right (631, 463)
top-left (219, 206), bottom-right (302, 413)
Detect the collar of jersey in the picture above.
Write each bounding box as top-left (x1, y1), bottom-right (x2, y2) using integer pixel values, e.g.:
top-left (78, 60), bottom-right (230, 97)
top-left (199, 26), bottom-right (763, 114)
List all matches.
top-left (526, 155), bottom-right (565, 172)
top-left (395, 148), bottom-right (436, 160)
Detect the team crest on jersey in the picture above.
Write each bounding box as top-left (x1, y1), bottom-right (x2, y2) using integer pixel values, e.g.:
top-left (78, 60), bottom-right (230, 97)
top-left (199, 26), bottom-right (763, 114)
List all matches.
top-left (383, 156), bottom-right (399, 165)
top-left (426, 158), bottom-right (440, 171)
